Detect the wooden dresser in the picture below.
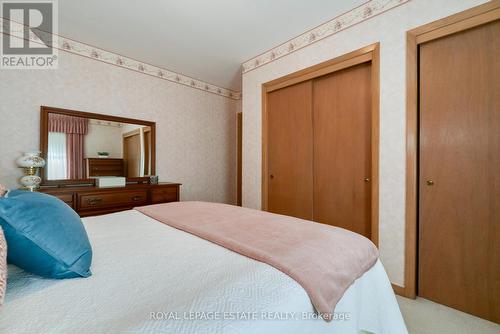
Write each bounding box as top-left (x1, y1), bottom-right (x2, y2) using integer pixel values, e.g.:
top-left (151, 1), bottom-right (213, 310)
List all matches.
top-left (39, 183), bottom-right (181, 217)
top-left (84, 158), bottom-right (125, 178)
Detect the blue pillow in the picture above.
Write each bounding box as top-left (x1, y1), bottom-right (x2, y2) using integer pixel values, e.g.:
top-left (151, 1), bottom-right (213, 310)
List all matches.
top-left (0, 190), bottom-right (92, 279)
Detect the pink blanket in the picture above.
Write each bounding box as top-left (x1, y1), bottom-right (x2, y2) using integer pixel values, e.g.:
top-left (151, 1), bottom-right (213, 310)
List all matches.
top-left (136, 201), bottom-right (378, 321)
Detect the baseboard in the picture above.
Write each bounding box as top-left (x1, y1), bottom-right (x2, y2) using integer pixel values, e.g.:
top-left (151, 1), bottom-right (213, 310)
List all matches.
top-left (391, 283), bottom-right (415, 299)
top-left (391, 283), bottom-right (405, 295)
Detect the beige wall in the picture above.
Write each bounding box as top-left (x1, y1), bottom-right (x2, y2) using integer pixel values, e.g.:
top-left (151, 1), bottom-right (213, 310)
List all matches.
top-left (84, 122), bottom-right (123, 159)
top-left (241, 0), bottom-right (487, 285)
top-left (0, 51), bottom-right (239, 204)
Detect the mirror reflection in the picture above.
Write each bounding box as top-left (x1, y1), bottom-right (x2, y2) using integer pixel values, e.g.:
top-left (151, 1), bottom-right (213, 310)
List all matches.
top-left (46, 113), bottom-right (152, 180)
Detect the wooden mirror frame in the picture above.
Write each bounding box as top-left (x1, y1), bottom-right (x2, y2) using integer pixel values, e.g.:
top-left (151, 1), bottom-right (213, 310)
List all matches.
top-left (40, 106), bottom-right (156, 187)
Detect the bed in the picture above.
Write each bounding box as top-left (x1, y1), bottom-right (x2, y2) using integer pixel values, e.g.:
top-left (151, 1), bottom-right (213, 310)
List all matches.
top-left (1, 208), bottom-right (407, 334)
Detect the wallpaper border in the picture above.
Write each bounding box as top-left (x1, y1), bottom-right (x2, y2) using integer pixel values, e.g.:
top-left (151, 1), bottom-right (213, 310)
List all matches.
top-left (241, 0), bottom-right (410, 74)
top-left (0, 17), bottom-right (241, 100)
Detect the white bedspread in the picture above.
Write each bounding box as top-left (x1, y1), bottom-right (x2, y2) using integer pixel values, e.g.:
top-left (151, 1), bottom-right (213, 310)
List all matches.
top-left (1, 209), bottom-right (407, 334)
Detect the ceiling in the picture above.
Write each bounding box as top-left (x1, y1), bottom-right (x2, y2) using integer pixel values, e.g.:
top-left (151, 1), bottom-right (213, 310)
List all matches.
top-left (59, 0), bottom-right (365, 91)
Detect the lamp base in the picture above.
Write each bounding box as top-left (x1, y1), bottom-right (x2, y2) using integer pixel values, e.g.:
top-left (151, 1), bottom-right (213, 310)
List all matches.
top-left (25, 166), bottom-right (37, 176)
top-left (20, 185), bottom-right (38, 192)
top-left (19, 174), bottom-right (41, 191)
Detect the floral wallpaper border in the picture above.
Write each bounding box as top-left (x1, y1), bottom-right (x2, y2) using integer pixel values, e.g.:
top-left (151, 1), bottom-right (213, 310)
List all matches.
top-left (0, 18), bottom-right (241, 100)
top-left (242, 0), bottom-right (410, 73)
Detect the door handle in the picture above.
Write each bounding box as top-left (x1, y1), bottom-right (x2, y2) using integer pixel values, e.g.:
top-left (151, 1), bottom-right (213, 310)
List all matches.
top-left (426, 180), bottom-right (434, 186)
top-left (132, 195), bottom-right (143, 201)
top-left (87, 198), bottom-right (103, 206)
top-left (364, 177), bottom-right (370, 183)
top-left (269, 174), bottom-right (274, 180)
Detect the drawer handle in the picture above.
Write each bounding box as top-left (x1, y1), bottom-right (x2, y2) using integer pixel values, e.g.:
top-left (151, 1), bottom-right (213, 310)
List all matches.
top-left (132, 196), bottom-right (143, 201)
top-left (87, 198), bottom-right (103, 206)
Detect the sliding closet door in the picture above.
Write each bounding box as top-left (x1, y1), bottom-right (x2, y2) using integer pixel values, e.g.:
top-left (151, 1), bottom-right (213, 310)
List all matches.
top-left (419, 20), bottom-right (500, 323)
top-left (267, 81), bottom-right (313, 220)
top-left (312, 63), bottom-right (372, 238)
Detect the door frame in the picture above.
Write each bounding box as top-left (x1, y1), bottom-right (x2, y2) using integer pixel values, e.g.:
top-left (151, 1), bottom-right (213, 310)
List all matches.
top-left (404, 0), bottom-right (500, 299)
top-left (261, 42), bottom-right (380, 246)
top-left (237, 112), bottom-right (243, 206)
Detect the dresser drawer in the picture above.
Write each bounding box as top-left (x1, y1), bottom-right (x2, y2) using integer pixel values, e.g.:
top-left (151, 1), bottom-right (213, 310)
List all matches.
top-left (85, 158), bottom-right (124, 177)
top-left (50, 193), bottom-right (75, 208)
top-left (39, 183), bottom-right (181, 217)
top-left (151, 187), bottom-right (178, 204)
top-left (79, 190), bottom-right (148, 210)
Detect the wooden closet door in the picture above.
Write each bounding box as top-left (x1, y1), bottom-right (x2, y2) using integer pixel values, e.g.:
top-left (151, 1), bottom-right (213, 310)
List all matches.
top-left (312, 63), bottom-right (372, 237)
top-left (419, 20), bottom-right (500, 323)
top-left (123, 133), bottom-right (141, 177)
top-left (267, 81), bottom-right (313, 220)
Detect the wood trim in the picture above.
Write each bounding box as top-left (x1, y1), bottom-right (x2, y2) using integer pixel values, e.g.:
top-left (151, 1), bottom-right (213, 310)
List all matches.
top-left (416, 7), bottom-right (500, 44)
top-left (403, 29), bottom-right (418, 300)
top-left (40, 106), bottom-right (156, 187)
top-left (266, 53), bottom-right (372, 93)
top-left (41, 105), bottom-right (156, 125)
top-left (261, 88), bottom-right (269, 210)
top-left (409, 0), bottom-right (500, 40)
top-left (237, 112), bottom-right (242, 206)
top-left (264, 43), bottom-right (378, 92)
top-left (123, 129), bottom-right (141, 138)
top-left (261, 43), bottom-right (380, 246)
top-left (370, 44), bottom-right (380, 247)
top-left (403, 0), bottom-right (500, 300)
top-left (392, 283), bottom-right (406, 297)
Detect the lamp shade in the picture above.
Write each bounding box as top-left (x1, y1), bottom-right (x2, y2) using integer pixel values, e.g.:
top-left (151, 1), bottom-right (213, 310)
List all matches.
top-left (16, 152), bottom-right (45, 168)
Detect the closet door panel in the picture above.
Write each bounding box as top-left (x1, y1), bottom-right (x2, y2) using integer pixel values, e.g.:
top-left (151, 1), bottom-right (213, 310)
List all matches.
top-left (312, 63), bottom-right (372, 237)
top-left (267, 81), bottom-right (313, 220)
top-left (418, 20), bottom-right (500, 323)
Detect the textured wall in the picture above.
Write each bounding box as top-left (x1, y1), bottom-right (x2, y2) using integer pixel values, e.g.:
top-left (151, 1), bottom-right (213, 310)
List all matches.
top-left (84, 123), bottom-right (123, 159)
top-left (241, 0), bottom-right (487, 285)
top-left (0, 51), bottom-right (239, 204)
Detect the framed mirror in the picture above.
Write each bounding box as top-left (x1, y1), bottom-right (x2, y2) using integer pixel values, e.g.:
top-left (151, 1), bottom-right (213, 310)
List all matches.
top-left (40, 106), bottom-right (156, 186)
